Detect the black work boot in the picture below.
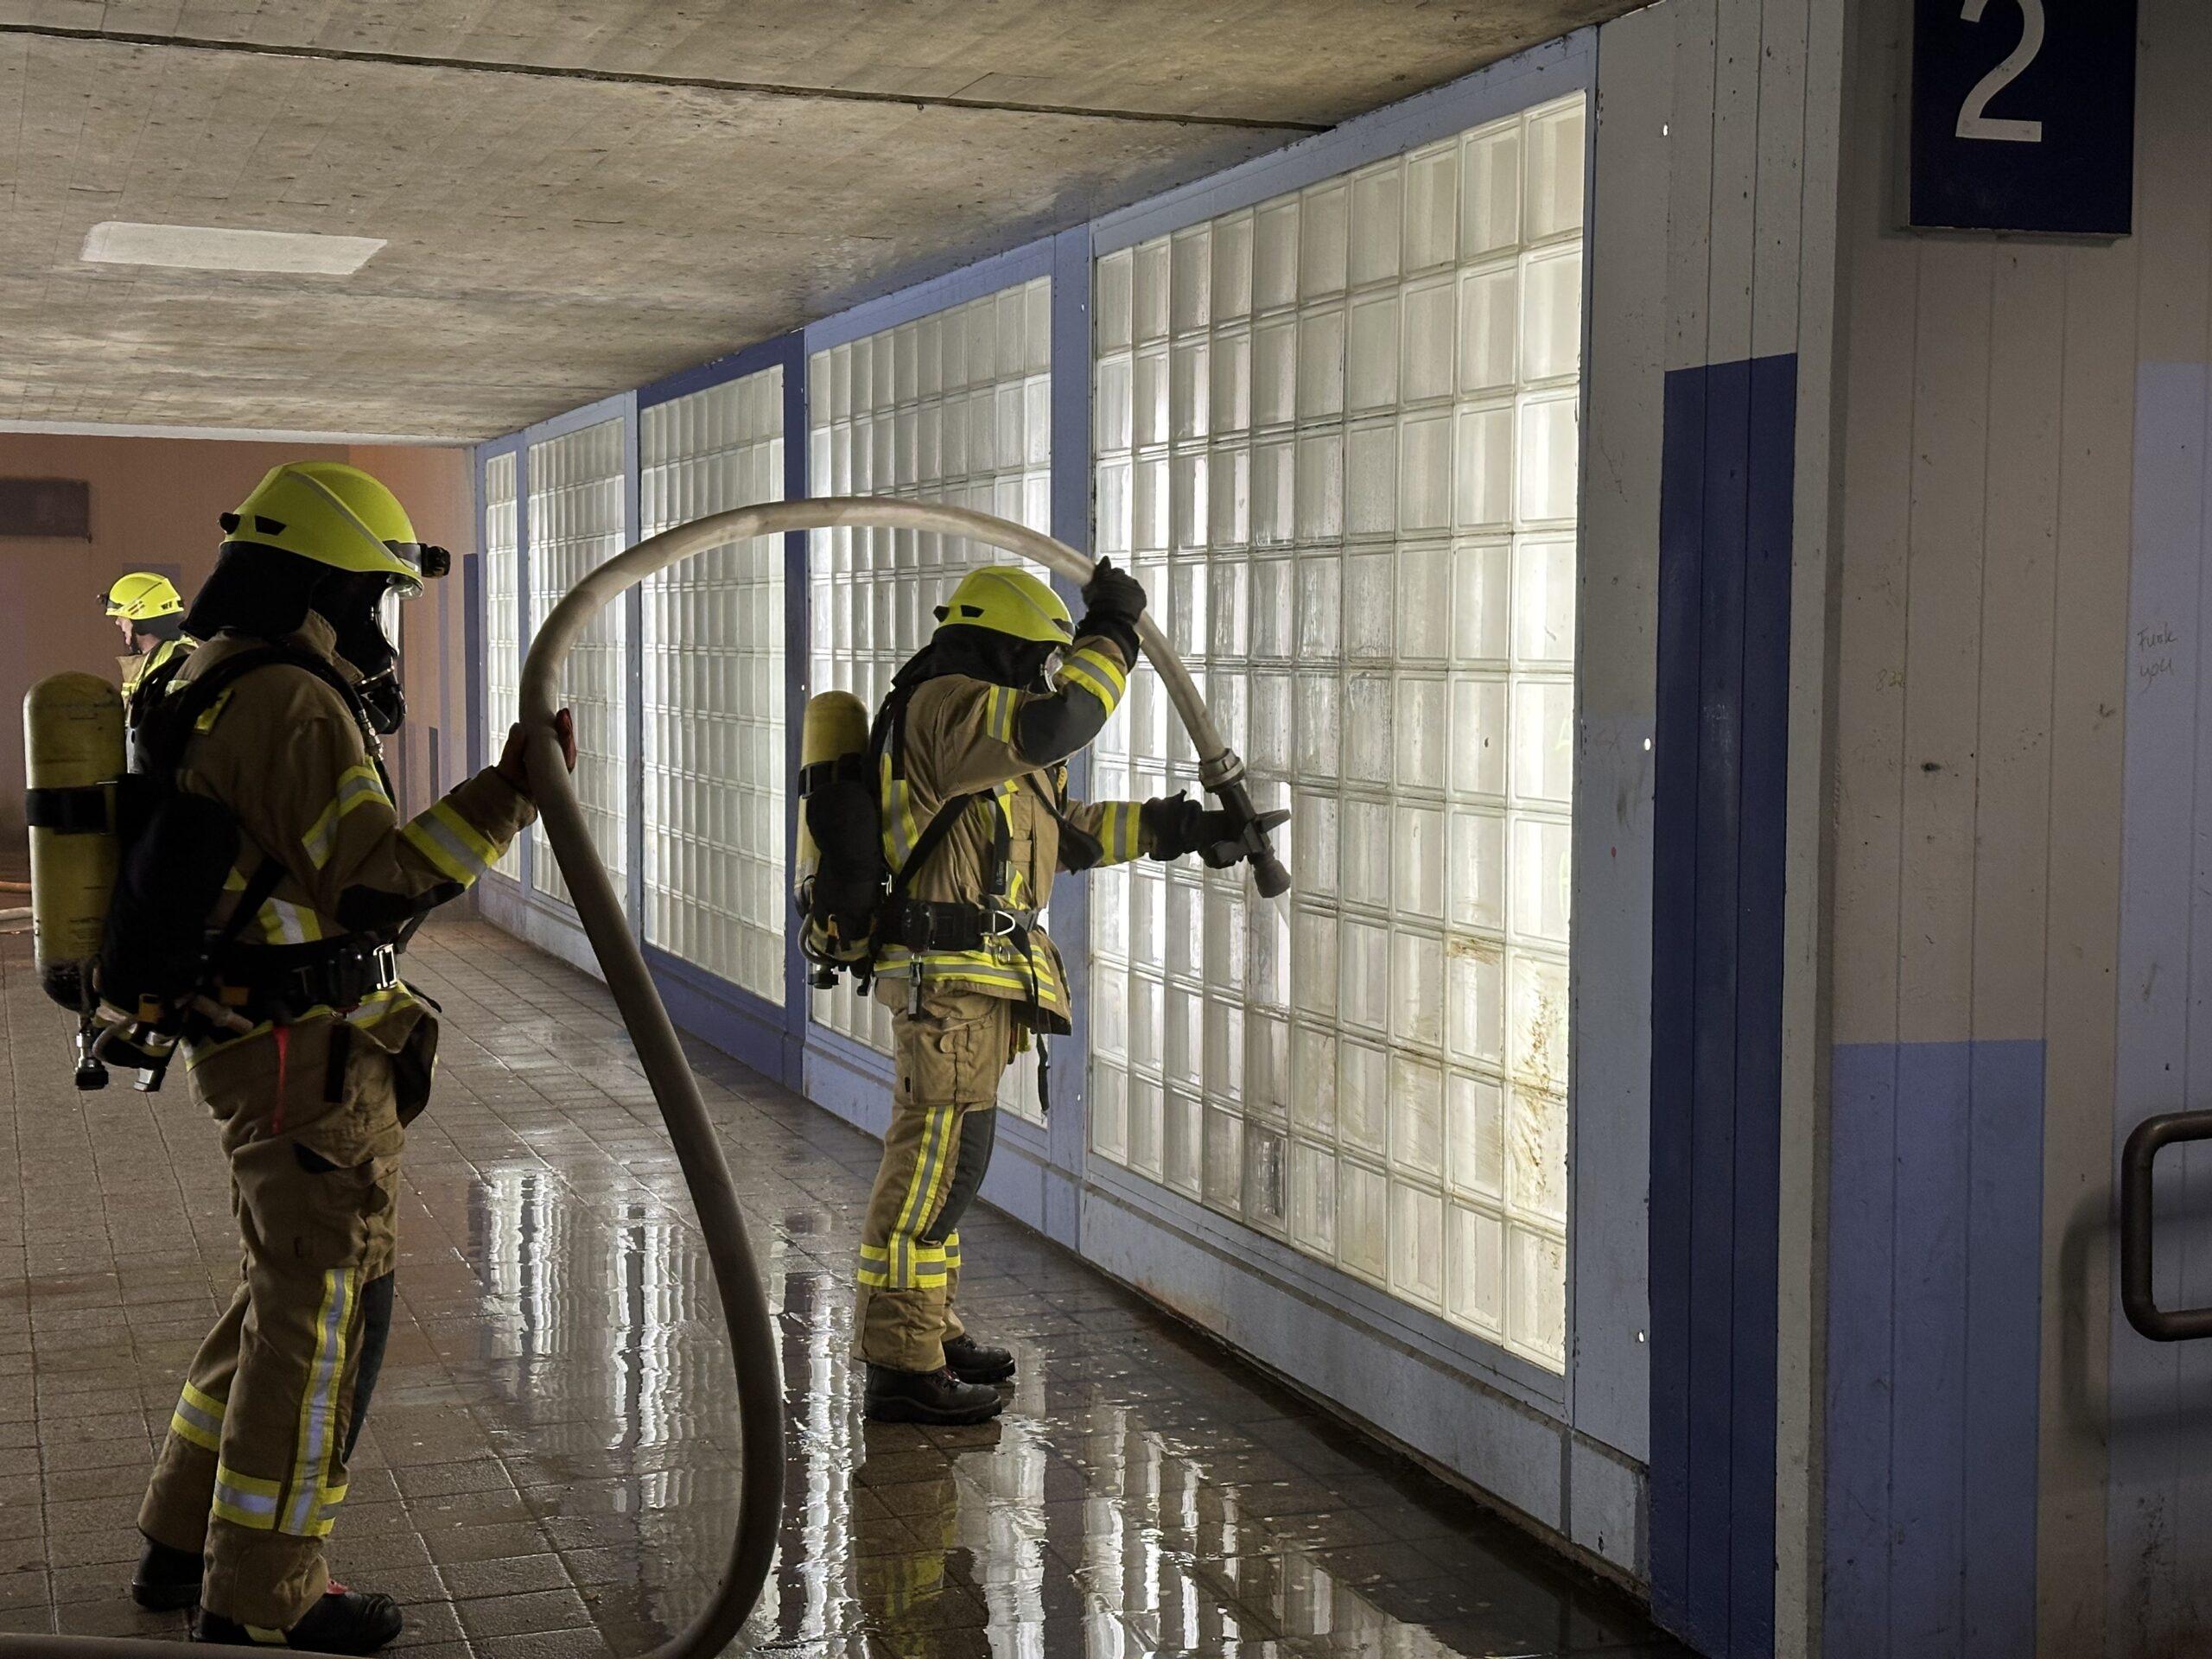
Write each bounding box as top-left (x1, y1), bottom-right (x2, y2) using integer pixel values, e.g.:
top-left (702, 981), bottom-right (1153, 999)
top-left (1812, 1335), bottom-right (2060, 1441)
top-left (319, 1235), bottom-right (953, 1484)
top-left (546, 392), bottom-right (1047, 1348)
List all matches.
top-left (864, 1363), bottom-right (1005, 1425)
top-left (943, 1332), bottom-right (1016, 1385)
top-left (195, 1585), bottom-right (404, 1653)
top-left (131, 1535), bottom-right (204, 1610)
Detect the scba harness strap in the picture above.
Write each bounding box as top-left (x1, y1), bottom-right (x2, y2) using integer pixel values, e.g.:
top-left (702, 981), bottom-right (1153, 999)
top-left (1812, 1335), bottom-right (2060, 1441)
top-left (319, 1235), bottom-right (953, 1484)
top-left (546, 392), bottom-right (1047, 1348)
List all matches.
top-left (143, 643), bottom-right (414, 1033)
top-left (869, 680), bottom-right (1054, 1114)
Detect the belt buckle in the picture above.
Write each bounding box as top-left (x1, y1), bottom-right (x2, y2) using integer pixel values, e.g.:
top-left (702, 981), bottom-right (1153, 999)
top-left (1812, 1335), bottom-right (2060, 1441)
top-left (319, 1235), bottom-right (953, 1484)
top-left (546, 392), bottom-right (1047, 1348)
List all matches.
top-left (368, 942), bottom-right (399, 993)
top-left (982, 907), bottom-right (1019, 939)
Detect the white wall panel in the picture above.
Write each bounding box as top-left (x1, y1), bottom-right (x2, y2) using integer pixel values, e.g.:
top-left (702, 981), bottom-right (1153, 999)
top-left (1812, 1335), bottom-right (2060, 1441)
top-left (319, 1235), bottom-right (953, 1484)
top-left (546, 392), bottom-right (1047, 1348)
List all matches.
top-left (1090, 96), bottom-right (1586, 1372)
top-left (807, 277), bottom-right (1055, 1122)
top-left (527, 419), bottom-right (628, 910)
top-left (483, 451), bottom-right (521, 878)
top-left (639, 368), bottom-right (786, 999)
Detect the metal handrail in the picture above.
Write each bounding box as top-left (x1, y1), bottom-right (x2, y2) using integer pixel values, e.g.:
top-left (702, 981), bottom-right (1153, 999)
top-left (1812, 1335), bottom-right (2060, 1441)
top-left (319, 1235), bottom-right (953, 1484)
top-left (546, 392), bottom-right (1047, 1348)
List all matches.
top-left (2120, 1109), bottom-right (2212, 1342)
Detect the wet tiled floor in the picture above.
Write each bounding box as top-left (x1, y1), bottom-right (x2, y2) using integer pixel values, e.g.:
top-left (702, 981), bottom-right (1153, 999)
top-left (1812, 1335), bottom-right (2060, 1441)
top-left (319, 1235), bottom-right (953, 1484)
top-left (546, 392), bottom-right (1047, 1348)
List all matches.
top-left (1, 915), bottom-right (1687, 1657)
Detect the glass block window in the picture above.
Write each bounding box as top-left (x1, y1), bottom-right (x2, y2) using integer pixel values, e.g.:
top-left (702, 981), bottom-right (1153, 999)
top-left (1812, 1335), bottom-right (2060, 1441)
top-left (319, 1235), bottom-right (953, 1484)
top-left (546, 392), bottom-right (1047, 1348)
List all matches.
top-left (483, 451), bottom-right (522, 879)
top-left (1088, 94), bottom-right (1586, 1370)
top-left (640, 367), bottom-right (787, 1001)
top-left (806, 276), bottom-right (1055, 1121)
top-left (527, 418), bottom-right (629, 912)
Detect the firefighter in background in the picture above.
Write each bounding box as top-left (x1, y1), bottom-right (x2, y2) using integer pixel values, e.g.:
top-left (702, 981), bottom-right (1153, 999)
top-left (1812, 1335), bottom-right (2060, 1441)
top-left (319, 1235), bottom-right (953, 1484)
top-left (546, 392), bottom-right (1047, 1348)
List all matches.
top-left (104, 571), bottom-right (195, 727)
top-left (856, 561), bottom-right (1247, 1425)
top-left (108, 462), bottom-right (575, 1653)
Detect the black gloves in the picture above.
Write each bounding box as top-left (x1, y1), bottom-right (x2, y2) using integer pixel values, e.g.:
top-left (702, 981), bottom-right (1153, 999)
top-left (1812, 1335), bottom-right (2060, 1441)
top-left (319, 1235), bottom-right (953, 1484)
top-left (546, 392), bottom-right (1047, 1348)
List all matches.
top-left (1076, 557), bottom-right (1147, 661)
top-left (1141, 790), bottom-right (1244, 868)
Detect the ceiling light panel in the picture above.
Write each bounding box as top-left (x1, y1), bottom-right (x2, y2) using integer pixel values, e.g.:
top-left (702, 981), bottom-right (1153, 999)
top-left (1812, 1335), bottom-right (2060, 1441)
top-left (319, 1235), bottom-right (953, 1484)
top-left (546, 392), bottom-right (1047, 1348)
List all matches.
top-left (79, 221), bottom-right (385, 276)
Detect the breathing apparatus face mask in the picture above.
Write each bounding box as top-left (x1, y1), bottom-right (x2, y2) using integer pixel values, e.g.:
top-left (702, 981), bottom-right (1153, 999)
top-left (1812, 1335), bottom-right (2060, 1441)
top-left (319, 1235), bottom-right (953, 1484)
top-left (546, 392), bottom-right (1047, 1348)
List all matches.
top-left (317, 570), bottom-right (409, 734)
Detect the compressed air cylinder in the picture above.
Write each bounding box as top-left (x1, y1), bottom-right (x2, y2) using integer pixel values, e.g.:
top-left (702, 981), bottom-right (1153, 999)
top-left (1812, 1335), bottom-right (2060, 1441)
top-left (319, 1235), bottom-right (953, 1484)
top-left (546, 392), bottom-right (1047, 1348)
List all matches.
top-left (794, 690), bottom-right (869, 903)
top-left (23, 672), bottom-right (124, 1008)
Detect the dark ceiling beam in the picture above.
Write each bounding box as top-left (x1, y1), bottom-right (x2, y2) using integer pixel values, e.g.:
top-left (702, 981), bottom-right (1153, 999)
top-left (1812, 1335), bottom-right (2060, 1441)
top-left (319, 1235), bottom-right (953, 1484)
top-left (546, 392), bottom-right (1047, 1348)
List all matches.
top-left (0, 21), bottom-right (1332, 132)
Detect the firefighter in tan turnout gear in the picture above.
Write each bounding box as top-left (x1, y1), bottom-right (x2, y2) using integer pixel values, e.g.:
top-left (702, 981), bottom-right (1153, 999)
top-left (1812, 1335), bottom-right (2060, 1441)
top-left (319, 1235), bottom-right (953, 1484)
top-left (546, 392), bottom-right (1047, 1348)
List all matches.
top-left (104, 570), bottom-right (196, 733)
top-left (96, 462), bottom-right (575, 1653)
top-left (851, 561), bottom-right (1248, 1424)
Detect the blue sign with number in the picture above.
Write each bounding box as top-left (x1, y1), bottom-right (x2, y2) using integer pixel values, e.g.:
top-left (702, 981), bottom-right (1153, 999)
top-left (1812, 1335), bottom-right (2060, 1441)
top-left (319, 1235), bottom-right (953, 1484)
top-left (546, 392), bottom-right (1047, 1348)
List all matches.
top-left (1911, 0), bottom-right (2137, 236)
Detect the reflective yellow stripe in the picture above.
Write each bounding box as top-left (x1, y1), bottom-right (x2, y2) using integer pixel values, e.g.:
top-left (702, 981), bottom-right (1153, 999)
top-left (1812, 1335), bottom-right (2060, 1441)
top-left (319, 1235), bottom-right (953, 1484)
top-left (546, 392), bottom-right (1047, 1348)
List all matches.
top-left (259, 897), bottom-right (325, 945)
top-left (213, 1463), bottom-right (279, 1529)
top-left (984, 684), bottom-right (1020, 745)
top-left (284, 1268), bottom-right (353, 1536)
top-left (194, 688), bottom-right (235, 734)
top-left (1057, 644), bottom-right (1127, 715)
top-left (880, 753), bottom-right (922, 869)
top-left (170, 1381), bottom-right (225, 1452)
top-left (303, 766), bottom-right (390, 868)
top-left (183, 1381), bottom-right (226, 1419)
top-left (309, 1479), bottom-right (349, 1537)
top-left (183, 988), bottom-right (417, 1070)
top-left (400, 799), bottom-right (496, 884)
top-left (170, 1408), bottom-right (219, 1453)
top-left (874, 949), bottom-right (1065, 995)
top-left (886, 1103), bottom-right (956, 1290)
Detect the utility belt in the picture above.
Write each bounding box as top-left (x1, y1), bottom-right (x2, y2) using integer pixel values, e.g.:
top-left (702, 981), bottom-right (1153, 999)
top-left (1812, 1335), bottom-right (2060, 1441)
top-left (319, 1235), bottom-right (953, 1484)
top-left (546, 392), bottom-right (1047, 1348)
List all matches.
top-left (876, 897), bottom-right (1039, 955)
top-left (205, 933), bottom-right (404, 1029)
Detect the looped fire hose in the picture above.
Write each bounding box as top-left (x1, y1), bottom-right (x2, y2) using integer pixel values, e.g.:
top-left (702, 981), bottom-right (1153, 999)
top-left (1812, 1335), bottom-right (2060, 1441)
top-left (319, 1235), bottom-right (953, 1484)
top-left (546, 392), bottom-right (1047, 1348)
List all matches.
top-left (1, 498), bottom-right (1283, 1659)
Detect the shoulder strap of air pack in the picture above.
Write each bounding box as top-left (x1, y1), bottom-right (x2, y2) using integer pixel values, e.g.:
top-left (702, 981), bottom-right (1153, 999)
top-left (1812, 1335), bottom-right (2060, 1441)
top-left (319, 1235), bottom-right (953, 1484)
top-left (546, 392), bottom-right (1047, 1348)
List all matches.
top-left (142, 642), bottom-right (372, 775)
top-left (871, 678), bottom-right (1003, 906)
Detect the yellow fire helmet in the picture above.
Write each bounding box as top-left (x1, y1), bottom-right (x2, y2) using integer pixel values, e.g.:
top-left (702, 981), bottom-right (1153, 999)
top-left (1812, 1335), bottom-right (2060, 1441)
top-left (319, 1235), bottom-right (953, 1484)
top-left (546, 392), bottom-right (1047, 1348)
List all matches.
top-left (102, 572), bottom-right (185, 622)
top-left (932, 566), bottom-right (1073, 646)
top-left (220, 461), bottom-right (439, 594)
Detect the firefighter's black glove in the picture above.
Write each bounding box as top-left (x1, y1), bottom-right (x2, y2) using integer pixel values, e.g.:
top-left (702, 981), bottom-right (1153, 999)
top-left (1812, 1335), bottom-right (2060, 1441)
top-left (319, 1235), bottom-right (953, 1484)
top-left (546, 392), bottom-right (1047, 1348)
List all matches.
top-left (1075, 557), bottom-right (1147, 661)
top-left (1142, 791), bottom-right (1244, 869)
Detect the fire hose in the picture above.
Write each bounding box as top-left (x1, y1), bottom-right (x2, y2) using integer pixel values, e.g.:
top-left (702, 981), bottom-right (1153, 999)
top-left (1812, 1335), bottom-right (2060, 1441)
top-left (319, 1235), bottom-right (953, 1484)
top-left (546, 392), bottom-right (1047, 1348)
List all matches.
top-left (2, 498), bottom-right (1285, 1658)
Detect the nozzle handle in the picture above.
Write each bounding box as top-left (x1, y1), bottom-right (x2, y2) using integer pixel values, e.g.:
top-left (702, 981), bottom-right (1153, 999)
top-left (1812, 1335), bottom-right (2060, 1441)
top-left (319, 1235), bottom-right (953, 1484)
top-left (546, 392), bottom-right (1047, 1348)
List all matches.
top-left (1212, 777), bottom-right (1292, 899)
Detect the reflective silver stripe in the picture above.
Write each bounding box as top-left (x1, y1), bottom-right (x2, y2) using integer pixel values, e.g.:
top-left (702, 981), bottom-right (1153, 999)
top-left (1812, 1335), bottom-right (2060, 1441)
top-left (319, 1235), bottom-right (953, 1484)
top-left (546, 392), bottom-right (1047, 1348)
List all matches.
top-left (174, 1395), bottom-right (222, 1441)
top-left (264, 898), bottom-right (317, 945)
top-left (403, 807), bottom-right (489, 882)
top-left (213, 1478), bottom-right (277, 1519)
top-left (284, 1268), bottom-right (353, 1535)
top-left (1057, 648), bottom-right (1125, 714)
top-left (303, 769), bottom-right (387, 868)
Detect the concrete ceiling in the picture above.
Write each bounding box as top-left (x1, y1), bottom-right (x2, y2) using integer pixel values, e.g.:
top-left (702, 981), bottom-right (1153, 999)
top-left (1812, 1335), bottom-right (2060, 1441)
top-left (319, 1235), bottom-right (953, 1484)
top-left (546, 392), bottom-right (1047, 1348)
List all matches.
top-left (0, 0), bottom-right (1637, 442)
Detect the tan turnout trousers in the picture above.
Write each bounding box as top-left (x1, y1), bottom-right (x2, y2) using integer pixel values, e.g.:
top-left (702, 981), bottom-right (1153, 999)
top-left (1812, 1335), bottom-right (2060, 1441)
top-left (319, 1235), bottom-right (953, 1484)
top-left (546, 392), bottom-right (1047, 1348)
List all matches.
top-left (139, 1014), bottom-right (429, 1630)
top-left (125, 615), bottom-right (530, 1630)
top-left (855, 989), bottom-right (1018, 1372)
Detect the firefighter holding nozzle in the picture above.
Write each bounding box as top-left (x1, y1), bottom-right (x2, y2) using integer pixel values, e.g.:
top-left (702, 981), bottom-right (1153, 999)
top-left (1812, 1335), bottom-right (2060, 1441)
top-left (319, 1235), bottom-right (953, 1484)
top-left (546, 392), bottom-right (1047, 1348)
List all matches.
top-left (796, 558), bottom-right (1256, 1425)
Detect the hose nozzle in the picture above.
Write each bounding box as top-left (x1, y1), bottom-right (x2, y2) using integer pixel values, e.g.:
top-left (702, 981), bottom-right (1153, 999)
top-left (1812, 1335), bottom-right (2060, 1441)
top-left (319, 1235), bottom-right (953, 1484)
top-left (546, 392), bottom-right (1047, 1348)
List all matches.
top-left (1209, 775), bottom-right (1292, 899)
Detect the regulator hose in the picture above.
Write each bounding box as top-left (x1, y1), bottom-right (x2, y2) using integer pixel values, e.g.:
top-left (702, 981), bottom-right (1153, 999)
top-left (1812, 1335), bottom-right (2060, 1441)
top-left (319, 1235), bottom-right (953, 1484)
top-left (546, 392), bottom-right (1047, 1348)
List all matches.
top-left (0, 497), bottom-right (1283, 1659)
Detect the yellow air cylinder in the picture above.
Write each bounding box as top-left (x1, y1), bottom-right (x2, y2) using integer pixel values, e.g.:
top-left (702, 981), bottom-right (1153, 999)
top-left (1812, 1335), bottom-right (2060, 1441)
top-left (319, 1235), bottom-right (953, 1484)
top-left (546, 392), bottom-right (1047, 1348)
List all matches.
top-left (795, 690), bottom-right (869, 900)
top-left (23, 672), bottom-right (125, 1008)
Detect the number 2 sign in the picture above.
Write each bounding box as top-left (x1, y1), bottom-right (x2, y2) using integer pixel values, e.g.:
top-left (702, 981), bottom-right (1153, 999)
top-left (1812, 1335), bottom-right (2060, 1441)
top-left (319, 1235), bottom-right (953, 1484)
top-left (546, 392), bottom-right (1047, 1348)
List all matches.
top-left (1910, 0), bottom-right (2138, 235)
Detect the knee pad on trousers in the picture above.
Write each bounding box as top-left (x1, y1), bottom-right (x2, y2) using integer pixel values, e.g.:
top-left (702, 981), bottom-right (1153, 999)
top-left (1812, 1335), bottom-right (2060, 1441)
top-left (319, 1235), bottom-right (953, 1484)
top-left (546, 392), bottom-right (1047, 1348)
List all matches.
top-left (342, 1271), bottom-right (396, 1462)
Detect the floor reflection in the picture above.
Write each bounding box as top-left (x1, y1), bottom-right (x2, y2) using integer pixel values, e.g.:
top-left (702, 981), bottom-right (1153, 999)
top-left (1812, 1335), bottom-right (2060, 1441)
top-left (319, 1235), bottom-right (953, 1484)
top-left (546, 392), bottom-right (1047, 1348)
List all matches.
top-left (2, 918), bottom-right (1681, 1656)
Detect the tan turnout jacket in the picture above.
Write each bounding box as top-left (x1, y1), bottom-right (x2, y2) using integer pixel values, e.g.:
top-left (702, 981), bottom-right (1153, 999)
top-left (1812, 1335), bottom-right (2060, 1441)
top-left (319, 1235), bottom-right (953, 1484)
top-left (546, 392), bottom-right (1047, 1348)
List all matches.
top-left (873, 632), bottom-right (1155, 1031)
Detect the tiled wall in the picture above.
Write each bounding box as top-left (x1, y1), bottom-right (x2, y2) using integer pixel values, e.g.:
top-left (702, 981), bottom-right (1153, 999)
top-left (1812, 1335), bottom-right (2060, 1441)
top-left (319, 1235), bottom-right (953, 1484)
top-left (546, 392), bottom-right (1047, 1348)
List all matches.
top-left (639, 367), bottom-right (788, 999)
top-left (526, 418), bottom-right (630, 911)
top-left (1086, 96), bottom-right (1586, 1370)
top-left (805, 277), bottom-right (1056, 1122)
top-left (484, 450), bottom-right (522, 877)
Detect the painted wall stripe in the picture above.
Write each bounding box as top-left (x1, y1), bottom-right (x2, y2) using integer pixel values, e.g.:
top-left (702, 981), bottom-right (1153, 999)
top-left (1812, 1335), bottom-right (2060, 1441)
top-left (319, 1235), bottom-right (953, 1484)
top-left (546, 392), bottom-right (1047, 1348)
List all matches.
top-left (2112, 361), bottom-right (2212, 1658)
top-left (1823, 1039), bottom-right (2044, 1659)
top-left (1650, 352), bottom-right (1795, 1659)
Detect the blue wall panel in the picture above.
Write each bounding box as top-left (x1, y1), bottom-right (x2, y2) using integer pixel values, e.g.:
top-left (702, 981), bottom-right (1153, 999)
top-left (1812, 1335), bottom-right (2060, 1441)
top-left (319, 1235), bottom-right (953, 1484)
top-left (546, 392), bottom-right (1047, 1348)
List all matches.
top-left (1649, 353), bottom-right (1796, 1659)
top-left (1823, 1039), bottom-right (2044, 1659)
